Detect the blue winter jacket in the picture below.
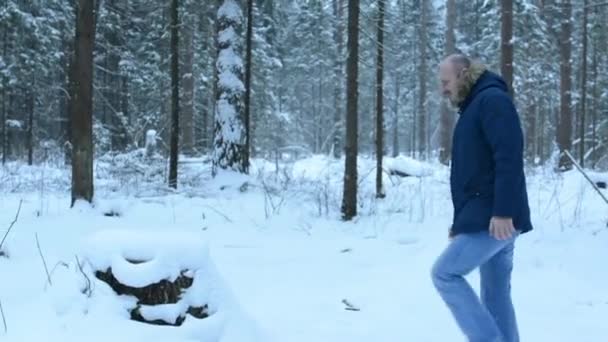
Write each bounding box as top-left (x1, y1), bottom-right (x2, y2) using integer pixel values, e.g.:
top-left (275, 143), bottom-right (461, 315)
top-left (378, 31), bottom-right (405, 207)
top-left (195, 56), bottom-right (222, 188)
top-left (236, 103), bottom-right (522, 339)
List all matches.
top-left (450, 70), bottom-right (533, 235)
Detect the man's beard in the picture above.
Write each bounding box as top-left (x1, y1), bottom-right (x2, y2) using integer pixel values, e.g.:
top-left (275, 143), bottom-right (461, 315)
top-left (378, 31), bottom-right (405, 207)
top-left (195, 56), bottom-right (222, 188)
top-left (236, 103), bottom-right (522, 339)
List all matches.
top-left (441, 94), bottom-right (460, 111)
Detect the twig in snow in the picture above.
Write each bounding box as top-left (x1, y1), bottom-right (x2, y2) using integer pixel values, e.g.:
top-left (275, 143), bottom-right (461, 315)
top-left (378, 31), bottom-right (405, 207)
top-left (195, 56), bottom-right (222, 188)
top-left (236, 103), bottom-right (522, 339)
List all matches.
top-left (202, 205), bottom-right (233, 223)
top-left (563, 150), bottom-right (608, 205)
top-left (0, 199), bottom-right (23, 254)
top-left (35, 233), bottom-right (52, 286)
top-left (75, 255), bottom-right (93, 297)
top-left (342, 298), bottom-right (360, 311)
top-left (0, 299), bottom-right (6, 333)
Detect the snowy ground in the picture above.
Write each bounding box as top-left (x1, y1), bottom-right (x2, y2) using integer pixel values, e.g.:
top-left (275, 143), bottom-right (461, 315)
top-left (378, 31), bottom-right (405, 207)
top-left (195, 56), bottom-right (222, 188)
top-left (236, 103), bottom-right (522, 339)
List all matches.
top-left (0, 155), bottom-right (607, 341)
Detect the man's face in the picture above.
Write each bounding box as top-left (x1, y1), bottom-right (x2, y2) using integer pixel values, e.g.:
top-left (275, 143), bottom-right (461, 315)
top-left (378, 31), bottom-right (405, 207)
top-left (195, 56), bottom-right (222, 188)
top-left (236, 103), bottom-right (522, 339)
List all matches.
top-left (439, 61), bottom-right (461, 105)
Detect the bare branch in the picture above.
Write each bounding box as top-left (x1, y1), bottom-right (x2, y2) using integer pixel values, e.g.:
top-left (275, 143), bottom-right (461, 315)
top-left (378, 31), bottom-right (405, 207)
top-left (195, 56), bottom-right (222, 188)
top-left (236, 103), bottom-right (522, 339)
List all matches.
top-left (0, 200), bottom-right (23, 253)
top-left (75, 255), bottom-right (93, 297)
top-left (0, 299), bottom-right (6, 333)
top-left (35, 233), bottom-right (52, 287)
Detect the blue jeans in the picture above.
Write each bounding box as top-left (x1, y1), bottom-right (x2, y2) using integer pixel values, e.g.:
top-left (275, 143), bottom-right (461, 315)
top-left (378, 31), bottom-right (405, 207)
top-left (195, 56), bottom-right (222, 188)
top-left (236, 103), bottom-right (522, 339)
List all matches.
top-left (431, 231), bottom-right (519, 342)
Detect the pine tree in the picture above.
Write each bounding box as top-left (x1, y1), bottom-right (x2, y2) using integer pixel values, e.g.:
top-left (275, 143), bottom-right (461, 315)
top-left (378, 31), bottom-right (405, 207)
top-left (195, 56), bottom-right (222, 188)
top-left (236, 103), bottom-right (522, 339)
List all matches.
top-left (213, 0), bottom-right (248, 175)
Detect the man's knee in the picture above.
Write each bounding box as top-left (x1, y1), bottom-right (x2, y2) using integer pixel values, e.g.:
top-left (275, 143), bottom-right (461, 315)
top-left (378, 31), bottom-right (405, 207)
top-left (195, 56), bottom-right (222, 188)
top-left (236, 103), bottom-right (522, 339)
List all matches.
top-left (431, 258), bottom-right (452, 288)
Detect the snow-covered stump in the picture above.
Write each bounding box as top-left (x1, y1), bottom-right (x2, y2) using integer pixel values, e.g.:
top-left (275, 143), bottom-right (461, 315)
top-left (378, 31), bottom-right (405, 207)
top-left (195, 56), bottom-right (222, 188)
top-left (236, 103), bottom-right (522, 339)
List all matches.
top-left (83, 231), bottom-right (214, 326)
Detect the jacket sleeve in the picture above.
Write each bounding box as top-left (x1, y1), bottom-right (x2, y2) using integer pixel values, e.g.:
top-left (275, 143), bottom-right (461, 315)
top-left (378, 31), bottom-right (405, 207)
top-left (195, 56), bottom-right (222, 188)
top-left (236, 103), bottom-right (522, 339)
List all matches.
top-left (480, 91), bottom-right (525, 218)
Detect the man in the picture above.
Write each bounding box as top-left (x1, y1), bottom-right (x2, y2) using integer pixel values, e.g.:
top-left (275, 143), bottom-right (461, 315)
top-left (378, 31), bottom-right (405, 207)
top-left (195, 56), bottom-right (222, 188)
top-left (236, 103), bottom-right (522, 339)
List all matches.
top-left (431, 54), bottom-right (533, 342)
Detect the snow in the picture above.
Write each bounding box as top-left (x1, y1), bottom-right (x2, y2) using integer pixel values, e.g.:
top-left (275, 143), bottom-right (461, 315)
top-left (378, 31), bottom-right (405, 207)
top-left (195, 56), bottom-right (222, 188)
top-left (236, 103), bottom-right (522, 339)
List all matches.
top-left (6, 119), bottom-right (23, 129)
top-left (215, 99), bottom-right (244, 143)
top-left (384, 155), bottom-right (436, 177)
top-left (82, 230), bottom-right (210, 288)
top-left (0, 155), bottom-right (607, 341)
top-left (218, 27), bottom-right (237, 45)
top-left (218, 0), bottom-right (242, 23)
top-left (217, 47), bottom-right (244, 82)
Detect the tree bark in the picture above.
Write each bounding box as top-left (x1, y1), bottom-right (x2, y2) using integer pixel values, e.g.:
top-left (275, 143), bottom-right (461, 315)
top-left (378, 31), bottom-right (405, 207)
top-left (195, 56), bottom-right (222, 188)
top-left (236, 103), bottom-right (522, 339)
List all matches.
top-left (375, 0), bottom-right (385, 199)
top-left (169, 0), bottom-right (180, 189)
top-left (332, 0), bottom-right (344, 159)
top-left (181, 2), bottom-right (195, 155)
top-left (2, 13), bottom-right (7, 166)
top-left (70, 0), bottom-right (97, 206)
top-left (417, 0), bottom-right (428, 158)
top-left (557, 0), bottom-right (573, 170)
top-left (591, 14), bottom-right (598, 168)
top-left (579, 0), bottom-right (588, 167)
top-left (27, 86), bottom-right (34, 165)
top-left (439, 0), bottom-right (456, 164)
top-left (244, 0), bottom-right (253, 168)
top-left (500, 0), bottom-right (514, 98)
top-left (392, 75), bottom-right (399, 158)
top-left (341, 0), bottom-right (359, 221)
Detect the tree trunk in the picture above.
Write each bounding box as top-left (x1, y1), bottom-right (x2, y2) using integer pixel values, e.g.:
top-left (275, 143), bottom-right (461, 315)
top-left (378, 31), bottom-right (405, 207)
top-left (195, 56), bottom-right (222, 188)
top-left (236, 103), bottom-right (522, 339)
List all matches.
top-left (392, 75), bottom-right (399, 158)
top-left (579, 0), bottom-right (588, 167)
top-left (439, 0), bottom-right (456, 164)
top-left (181, 4), bottom-right (195, 156)
top-left (500, 0), bottom-right (514, 98)
top-left (70, 0), bottom-right (97, 206)
top-left (375, 0), bottom-right (385, 199)
top-left (591, 18), bottom-right (598, 168)
top-left (417, 0), bottom-right (428, 159)
top-left (2, 15), bottom-right (7, 166)
top-left (244, 0), bottom-right (253, 168)
top-left (169, 0), bottom-right (180, 189)
top-left (341, 0), bottom-right (359, 221)
top-left (27, 86), bottom-right (34, 165)
top-left (332, 0), bottom-right (344, 159)
top-left (525, 98), bottom-right (537, 162)
top-left (213, 0), bottom-right (247, 175)
top-left (557, 0), bottom-right (573, 170)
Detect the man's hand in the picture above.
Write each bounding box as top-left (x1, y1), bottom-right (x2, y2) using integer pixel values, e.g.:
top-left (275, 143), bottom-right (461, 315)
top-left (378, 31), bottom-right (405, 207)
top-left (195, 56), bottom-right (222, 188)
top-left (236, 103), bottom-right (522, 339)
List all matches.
top-left (490, 217), bottom-right (516, 240)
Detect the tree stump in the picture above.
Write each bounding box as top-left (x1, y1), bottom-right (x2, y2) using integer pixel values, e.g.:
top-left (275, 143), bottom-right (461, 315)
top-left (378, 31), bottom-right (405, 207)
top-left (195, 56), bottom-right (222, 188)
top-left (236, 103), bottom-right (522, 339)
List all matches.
top-left (95, 265), bottom-right (208, 326)
top-left (85, 230), bottom-right (213, 326)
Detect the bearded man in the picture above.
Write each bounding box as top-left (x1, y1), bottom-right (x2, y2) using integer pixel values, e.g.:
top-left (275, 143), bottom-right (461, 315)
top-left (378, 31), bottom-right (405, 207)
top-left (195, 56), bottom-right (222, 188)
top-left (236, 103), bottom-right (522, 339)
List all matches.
top-left (431, 54), bottom-right (533, 342)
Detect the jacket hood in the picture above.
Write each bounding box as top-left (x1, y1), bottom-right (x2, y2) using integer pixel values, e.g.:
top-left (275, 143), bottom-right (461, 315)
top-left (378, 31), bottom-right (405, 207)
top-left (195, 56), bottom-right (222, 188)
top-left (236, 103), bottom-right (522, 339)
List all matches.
top-left (457, 65), bottom-right (508, 114)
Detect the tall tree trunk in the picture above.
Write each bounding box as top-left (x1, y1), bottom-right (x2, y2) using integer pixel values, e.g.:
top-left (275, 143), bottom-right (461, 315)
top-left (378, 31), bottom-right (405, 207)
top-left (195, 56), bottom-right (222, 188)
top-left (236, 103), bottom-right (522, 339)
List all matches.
top-left (411, 34), bottom-right (417, 157)
top-left (417, 0), bottom-right (428, 158)
top-left (539, 104), bottom-right (546, 163)
top-left (169, 0), bottom-right (180, 189)
top-left (500, 0), bottom-right (514, 98)
top-left (439, 0), bottom-right (456, 164)
top-left (341, 0), bottom-right (359, 221)
top-left (27, 86), bottom-right (34, 165)
top-left (392, 75), bottom-right (400, 158)
top-left (332, 0), bottom-right (344, 158)
top-left (525, 98), bottom-right (537, 162)
top-left (375, 0), bottom-right (385, 199)
top-left (64, 40), bottom-right (72, 166)
top-left (181, 4), bottom-right (195, 155)
top-left (557, 0), bottom-right (573, 170)
top-left (2, 14), bottom-right (7, 166)
top-left (244, 0), bottom-right (253, 166)
top-left (200, 5), bottom-right (213, 151)
top-left (579, 0), bottom-right (588, 167)
top-left (213, 0), bottom-right (247, 175)
top-left (70, 0), bottom-right (97, 206)
top-left (591, 19), bottom-right (598, 168)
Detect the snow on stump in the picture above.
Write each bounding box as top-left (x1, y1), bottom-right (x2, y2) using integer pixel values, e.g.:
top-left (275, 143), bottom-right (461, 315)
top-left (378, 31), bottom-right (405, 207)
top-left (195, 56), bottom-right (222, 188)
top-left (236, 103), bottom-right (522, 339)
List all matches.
top-left (385, 156), bottom-right (435, 178)
top-left (83, 230), bottom-right (214, 326)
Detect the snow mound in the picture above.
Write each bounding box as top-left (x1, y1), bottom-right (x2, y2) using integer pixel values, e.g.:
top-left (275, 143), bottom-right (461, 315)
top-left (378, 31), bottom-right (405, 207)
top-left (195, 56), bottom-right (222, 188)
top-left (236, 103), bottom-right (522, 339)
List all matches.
top-left (78, 229), bottom-right (267, 342)
top-left (384, 156), bottom-right (435, 177)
